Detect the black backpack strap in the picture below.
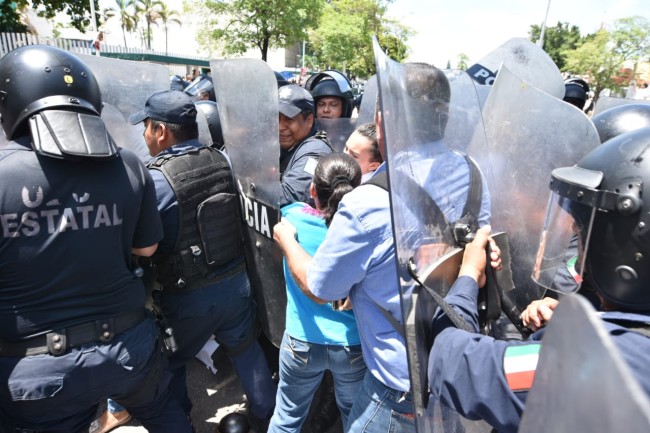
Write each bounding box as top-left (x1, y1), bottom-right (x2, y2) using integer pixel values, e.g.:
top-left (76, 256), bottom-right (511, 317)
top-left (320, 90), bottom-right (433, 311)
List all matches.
top-left (364, 170), bottom-right (476, 335)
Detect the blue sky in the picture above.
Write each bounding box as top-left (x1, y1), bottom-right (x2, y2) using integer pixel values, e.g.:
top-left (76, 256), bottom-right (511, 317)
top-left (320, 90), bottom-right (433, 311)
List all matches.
top-left (387, 0), bottom-right (649, 67)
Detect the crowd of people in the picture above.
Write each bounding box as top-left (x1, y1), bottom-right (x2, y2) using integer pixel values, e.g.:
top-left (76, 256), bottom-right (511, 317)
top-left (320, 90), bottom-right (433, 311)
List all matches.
top-left (1, 41), bottom-right (650, 433)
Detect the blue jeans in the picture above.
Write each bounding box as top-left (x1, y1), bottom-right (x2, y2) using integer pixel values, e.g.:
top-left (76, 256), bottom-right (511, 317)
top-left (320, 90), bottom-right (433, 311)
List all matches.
top-left (268, 332), bottom-right (366, 433)
top-left (108, 270), bottom-right (277, 419)
top-left (160, 269), bottom-right (276, 418)
top-left (347, 371), bottom-right (415, 433)
top-left (0, 318), bottom-right (192, 433)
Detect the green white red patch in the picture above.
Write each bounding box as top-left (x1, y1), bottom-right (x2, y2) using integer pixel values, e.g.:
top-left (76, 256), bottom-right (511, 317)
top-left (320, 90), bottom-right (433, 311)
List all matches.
top-left (503, 343), bottom-right (541, 391)
top-left (566, 255), bottom-right (582, 283)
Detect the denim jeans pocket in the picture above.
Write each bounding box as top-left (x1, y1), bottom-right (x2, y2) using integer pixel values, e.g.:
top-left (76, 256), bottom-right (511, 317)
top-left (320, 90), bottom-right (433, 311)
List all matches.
top-left (388, 409), bottom-right (415, 433)
top-left (284, 335), bottom-right (311, 369)
top-left (345, 344), bottom-right (364, 368)
top-left (8, 374), bottom-right (64, 401)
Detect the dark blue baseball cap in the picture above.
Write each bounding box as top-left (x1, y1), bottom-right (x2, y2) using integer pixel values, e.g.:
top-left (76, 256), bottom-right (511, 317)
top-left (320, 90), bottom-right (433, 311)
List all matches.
top-left (129, 90), bottom-right (197, 125)
top-left (278, 84), bottom-right (315, 118)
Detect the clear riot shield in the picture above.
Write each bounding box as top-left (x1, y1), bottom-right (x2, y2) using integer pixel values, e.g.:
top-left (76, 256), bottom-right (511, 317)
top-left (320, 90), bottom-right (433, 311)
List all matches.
top-left (519, 295), bottom-right (650, 433)
top-left (77, 54), bottom-right (169, 162)
top-left (357, 75), bottom-right (378, 125)
top-left (374, 38), bottom-right (493, 433)
top-left (466, 38), bottom-right (565, 99)
top-left (211, 58), bottom-right (286, 347)
top-left (592, 95), bottom-right (650, 116)
top-left (315, 118), bottom-right (356, 152)
top-left (478, 66), bottom-right (600, 311)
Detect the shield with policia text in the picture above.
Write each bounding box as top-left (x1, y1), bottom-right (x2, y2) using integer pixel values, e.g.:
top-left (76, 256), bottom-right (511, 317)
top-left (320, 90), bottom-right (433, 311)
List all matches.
top-left (466, 37), bottom-right (565, 100)
top-left (211, 58), bottom-right (286, 347)
top-left (519, 295), bottom-right (650, 433)
top-left (77, 53), bottom-right (170, 162)
top-left (476, 65), bottom-right (601, 314)
top-left (374, 38), bottom-right (495, 433)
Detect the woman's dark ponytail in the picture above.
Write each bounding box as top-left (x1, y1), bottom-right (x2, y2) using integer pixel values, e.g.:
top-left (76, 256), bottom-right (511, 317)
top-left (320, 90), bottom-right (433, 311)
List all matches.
top-left (313, 153), bottom-right (362, 226)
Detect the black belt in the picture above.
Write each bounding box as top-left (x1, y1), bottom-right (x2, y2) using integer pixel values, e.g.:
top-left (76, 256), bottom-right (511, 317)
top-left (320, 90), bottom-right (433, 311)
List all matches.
top-left (0, 310), bottom-right (147, 357)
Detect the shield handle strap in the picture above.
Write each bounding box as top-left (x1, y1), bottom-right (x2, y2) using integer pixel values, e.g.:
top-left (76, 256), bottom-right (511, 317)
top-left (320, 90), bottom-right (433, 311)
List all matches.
top-left (407, 257), bottom-right (474, 333)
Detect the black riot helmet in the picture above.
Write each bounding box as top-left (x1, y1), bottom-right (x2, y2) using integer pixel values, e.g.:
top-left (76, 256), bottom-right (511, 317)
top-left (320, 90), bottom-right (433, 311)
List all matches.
top-left (217, 412), bottom-right (250, 433)
top-left (194, 100), bottom-right (224, 149)
top-left (563, 77), bottom-right (590, 110)
top-left (533, 127), bottom-right (650, 311)
top-left (591, 103), bottom-right (650, 144)
top-left (0, 44), bottom-right (103, 140)
top-left (170, 74), bottom-right (189, 91)
top-left (185, 74), bottom-right (215, 101)
top-left (305, 70), bottom-right (355, 118)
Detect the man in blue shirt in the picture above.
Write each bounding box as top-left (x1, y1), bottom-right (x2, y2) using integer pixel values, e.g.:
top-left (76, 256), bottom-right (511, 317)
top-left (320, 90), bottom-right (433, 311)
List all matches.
top-left (274, 62), bottom-right (492, 433)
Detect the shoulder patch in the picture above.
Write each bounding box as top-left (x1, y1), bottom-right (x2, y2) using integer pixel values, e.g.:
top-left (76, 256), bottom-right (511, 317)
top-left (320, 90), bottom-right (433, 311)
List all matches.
top-left (303, 157), bottom-right (318, 176)
top-left (503, 343), bottom-right (541, 392)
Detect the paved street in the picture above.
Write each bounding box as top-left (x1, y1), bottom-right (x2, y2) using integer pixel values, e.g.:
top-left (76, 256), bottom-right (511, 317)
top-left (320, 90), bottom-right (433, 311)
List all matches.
top-left (104, 338), bottom-right (342, 433)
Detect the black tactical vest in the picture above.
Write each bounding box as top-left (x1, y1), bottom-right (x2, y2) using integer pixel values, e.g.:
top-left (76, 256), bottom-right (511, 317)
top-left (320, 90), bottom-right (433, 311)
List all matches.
top-left (147, 146), bottom-right (243, 290)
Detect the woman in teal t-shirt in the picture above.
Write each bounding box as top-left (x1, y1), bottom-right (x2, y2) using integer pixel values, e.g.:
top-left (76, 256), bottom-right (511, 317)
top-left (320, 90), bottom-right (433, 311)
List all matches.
top-left (268, 153), bottom-right (366, 433)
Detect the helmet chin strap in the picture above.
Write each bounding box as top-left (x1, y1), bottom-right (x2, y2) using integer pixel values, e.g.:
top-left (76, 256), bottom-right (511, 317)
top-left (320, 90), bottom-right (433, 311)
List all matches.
top-left (29, 110), bottom-right (118, 160)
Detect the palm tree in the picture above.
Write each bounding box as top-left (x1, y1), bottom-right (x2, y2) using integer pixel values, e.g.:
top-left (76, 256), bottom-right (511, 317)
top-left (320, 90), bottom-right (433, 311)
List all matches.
top-left (106, 0), bottom-right (138, 47)
top-left (158, 3), bottom-right (182, 55)
top-left (136, 0), bottom-right (163, 50)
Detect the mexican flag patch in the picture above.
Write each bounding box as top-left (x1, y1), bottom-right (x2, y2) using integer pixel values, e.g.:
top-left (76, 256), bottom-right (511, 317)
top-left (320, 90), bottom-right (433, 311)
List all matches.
top-left (503, 343), bottom-right (541, 392)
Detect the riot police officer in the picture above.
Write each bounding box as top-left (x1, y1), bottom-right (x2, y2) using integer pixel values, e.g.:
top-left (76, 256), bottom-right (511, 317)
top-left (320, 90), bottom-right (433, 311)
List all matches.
top-left (427, 127), bottom-right (650, 433)
top-left (186, 73), bottom-right (216, 101)
top-left (0, 45), bottom-right (192, 433)
top-left (305, 70), bottom-right (356, 119)
top-left (279, 85), bottom-right (333, 206)
top-left (195, 100), bottom-right (225, 150)
top-left (563, 77), bottom-right (590, 111)
top-left (128, 90), bottom-right (277, 428)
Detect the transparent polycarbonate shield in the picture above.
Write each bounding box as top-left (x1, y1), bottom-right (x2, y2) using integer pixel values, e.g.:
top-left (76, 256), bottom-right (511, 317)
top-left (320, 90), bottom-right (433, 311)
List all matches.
top-left (519, 295), bottom-right (650, 433)
top-left (77, 53), bottom-right (169, 162)
top-left (315, 118), bottom-right (356, 152)
top-left (357, 74), bottom-right (378, 125)
top-left (479, 66), bottom-right (600, 310)
top-left (593, 95), bottom-right (650, 116)
top-left (211, 58), bottom-right (286, 347)
top-left (196, 109), bottom-right (214, 147)
top-left (374, 38), bottom-right (493, 433)
top-left (466, 38), bottom-right (565, 99)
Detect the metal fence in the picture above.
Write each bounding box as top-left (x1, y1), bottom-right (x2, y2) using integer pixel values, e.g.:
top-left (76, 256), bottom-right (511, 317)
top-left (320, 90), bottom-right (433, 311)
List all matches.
top-left (0, 32), bottom-right (210, 75)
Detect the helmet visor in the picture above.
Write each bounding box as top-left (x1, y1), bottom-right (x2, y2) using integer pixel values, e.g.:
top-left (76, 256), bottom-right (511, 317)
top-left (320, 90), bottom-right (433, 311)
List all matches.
top-left (185, 76), bottom-right (213, 97)
top-left (532, 191), bottom-right (596, 294)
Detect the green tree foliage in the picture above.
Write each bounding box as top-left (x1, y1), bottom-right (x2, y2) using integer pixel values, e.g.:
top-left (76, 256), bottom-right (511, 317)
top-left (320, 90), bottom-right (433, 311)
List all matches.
top-left (0, 2), bottom-right (28, 32)
top-left (563, 16), bottom-right (650, 106)
top-left (529, 21), bottom-right (582, 70)
top-left (0, 1), bottom-right (101, 33)
top-left (456, 53), bottom-right (469, 70)
top-left (309, 0), bottom-right (410, 78)
top-left (196, 0), bottom-right (323, 62)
